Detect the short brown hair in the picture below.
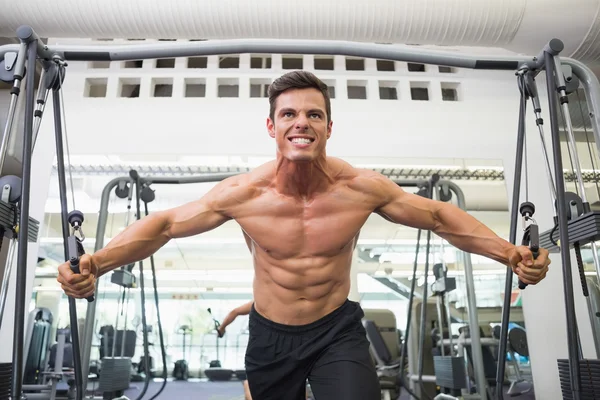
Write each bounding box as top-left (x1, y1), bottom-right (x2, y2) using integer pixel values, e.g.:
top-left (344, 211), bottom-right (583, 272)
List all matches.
top-left (268, 71), bottom-right (331, 123)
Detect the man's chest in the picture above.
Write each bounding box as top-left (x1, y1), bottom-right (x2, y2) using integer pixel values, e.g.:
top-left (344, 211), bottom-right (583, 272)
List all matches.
top-left (234, 192), bottom-right (374, 258)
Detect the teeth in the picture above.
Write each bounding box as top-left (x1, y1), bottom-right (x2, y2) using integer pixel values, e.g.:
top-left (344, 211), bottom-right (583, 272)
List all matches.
top-left (291, 138), bottom-right (311, 144)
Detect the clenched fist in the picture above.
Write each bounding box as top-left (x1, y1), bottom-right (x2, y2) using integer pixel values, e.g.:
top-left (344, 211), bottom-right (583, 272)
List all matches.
top-left (508, 245), bottom-right (551, 285)
top-left (57, 254), bottom-right (98, 299)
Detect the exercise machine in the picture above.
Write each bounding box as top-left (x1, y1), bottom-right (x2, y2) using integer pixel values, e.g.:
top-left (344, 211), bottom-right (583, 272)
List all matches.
top-left (497, 40), bottom-right (600, 400)
top-left (2, 25), bottom-right (600, 400)
top-left (204, 309), bottom-right (234, 381)
top-left (172, 325), bottom-right (192, 381)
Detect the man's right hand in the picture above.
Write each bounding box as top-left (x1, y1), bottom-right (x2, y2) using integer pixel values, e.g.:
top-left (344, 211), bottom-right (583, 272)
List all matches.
top-left (57, 254), bottom-right (98, 299)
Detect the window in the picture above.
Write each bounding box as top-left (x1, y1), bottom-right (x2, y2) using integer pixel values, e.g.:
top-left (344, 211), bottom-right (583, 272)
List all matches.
top-left (218, 78), bottom-right (239, 98)
top-left (123, 60), bottom-right (143, 69)
top-left (282, 56), bottom-right (303, 70)
top-left (408, 63), bottom-right (426, 72)
top-left (321, 80), bottom-right (336, 99)
top-left (346, 58), bottom-right (365, 71)
top-left (118, 78), bottom-right (141, 98)
top-left (410, 82), bottom-right (429, 101)
top-left (347, 80), bottom-right (367, 99)
top-left (376, 60), bottom-right (395, 72)
top-left (156, 58), bottom-right (176, 68)
top-left (250, 56), bottom-right (272, 69)
top-left (250, 79), bottom-right (271, 98)
top-left (219, 56), bottom-right (240, 69)
top-left (89, 61), bottom-right (110, 69)
top-left (379, 81), bottom-right (399, 100)
top-left (151, 78), bottom-right (173, 97)
top-left (83, 78), bottom-right (108, 98)
top-left (314, 56), bottom-right (334, 70)
top-left (185, 78), bottom-right (206, 98)
top-left (441, 82), bottom-right (460, 101)
top-left (187, 57), bottom-right (207, 69)
top-left (439, 66), bottom-right (454, 73)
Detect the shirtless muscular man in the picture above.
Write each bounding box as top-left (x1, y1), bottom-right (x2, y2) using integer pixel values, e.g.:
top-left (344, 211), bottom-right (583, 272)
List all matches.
top-left (58, 71), bottom-right (551, 400)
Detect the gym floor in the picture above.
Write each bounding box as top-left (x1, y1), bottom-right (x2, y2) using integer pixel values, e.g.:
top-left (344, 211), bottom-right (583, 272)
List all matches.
top-left (120, 379), bottom-right (537, 399)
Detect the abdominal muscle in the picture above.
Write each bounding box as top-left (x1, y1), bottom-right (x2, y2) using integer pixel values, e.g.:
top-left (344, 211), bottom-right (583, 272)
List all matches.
top-left (251, 249), bottom-right (353, 326)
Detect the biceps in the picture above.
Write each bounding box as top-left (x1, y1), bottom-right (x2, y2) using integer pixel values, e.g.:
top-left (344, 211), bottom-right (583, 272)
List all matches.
top-left (165, 200), bottom-right (230, 239)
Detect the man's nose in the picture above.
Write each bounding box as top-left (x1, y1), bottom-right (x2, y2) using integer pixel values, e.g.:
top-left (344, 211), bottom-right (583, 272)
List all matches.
top-left (295, 115), bottom-right (309, 130)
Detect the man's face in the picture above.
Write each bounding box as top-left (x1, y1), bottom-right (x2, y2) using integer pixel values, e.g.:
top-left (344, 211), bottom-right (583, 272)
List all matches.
top-left (267, 88), bottom-right (332, 162)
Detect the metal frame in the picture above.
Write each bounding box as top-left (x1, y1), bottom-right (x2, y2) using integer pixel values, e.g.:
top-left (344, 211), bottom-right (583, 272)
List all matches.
top-left (1, 24), bottom-right (599, 400)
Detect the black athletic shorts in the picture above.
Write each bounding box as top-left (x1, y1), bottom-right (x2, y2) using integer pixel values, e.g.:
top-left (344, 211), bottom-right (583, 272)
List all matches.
top-left (244, 299), bottom-right (381, 400)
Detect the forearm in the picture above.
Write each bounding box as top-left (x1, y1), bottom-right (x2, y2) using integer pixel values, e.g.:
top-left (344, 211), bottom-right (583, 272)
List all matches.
top-left (92, 212), bottom-right (171, 277)
top-left (434, 204), bottom-right (514, 266)
top-left (220, 312), bottom-right (238, 330)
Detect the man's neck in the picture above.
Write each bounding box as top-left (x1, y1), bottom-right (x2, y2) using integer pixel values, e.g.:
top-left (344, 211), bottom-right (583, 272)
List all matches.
top-left (274, 155), bottom-right (334, 199)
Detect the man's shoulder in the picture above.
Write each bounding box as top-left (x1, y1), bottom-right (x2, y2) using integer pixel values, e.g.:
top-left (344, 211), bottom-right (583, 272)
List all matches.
top-left (328, 157), bottom-right (386, 186)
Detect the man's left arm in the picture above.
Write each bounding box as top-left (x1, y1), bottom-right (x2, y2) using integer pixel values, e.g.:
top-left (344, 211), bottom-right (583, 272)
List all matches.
top-left (371, 175), bottom-right (550, 285)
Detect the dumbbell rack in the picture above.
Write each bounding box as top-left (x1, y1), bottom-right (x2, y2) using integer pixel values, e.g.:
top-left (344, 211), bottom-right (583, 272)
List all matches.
top-left (0, 363), bottom-right (11, 400)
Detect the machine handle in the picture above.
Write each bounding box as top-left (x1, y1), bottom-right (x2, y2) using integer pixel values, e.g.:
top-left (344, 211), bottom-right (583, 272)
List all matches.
top-left (68, 235), bottom-right (95, 302)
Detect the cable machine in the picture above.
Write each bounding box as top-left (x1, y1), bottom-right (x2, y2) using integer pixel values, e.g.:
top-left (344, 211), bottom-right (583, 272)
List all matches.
top-left (0, 26), bottom-right (599, 400)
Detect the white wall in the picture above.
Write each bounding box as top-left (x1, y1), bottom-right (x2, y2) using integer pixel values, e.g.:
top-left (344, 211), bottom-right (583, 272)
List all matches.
top-left (5, 38), bottom-right (597, 397)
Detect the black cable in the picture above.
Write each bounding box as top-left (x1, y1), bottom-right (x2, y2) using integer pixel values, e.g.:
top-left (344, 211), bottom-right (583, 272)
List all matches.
top-left (134, 177), bottom-right (152, 400)
top-left (558, 99), bottom-right (578, 195)
top-left (575, 89), bottom-right (600, 200)
top-left (144, 199), bottom-right (169, 400)
top-left (398, 180), bottom-right (436, 400)
top-left (417, 221), bottom-right (434, 400)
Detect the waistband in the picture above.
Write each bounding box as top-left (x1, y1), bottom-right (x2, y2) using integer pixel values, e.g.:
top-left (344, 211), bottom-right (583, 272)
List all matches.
top-left (250, 299), bottom-right (356, 334)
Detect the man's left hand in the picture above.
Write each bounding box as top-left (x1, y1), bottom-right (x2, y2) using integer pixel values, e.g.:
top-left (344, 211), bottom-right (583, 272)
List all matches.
top-left (508, 245), bottom-right (551, 285)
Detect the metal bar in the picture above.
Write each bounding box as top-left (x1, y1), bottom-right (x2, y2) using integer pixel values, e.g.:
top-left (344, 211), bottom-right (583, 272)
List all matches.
top-left (10, 38), bottom-right (37, 400)
top-left (496, 73), bottom-right (528, 400)
top-left (545, 50), bottom-right (581, 400)
top-left (444, 180), bottom-right (487, 400)
top-left (52, 87), bottom-right (84, 400)
top-left (0, 39), bottom-right (526, 68)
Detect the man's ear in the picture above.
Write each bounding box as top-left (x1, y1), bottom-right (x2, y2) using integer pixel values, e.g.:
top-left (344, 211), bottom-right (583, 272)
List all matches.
top-left (267, 117), bottom-right (275, 138)
top-left (327, 120), bottom-right (333, 139)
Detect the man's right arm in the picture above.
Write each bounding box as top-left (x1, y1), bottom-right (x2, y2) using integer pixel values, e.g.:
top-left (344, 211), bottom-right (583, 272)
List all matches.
top-left (92, 175), bottom-right (247, 277)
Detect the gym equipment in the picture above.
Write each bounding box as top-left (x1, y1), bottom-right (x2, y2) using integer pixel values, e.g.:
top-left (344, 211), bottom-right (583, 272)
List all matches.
top-left (3, 27), bottom-right (600, 400)
top-left (0, 31), bottom-right (92, 400)
top-left (172, 325), bottom-right (192, 381)
top-left (23, 308), bottom-right (53, 385)
top-left (431, 262), bottom-right (467, 399)
top-left (497, 41), bottom-right (600, 400)
top-left (362, 309), bottom-right (402, 400)
top-left (0, 173), bottom-right (40, 334)
top-left (203, 308), bottom-right (234, 381)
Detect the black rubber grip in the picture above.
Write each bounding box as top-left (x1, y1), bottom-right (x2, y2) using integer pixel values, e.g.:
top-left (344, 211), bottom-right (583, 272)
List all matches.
top-left (474, 60), bottom-right (519, 70)
top-left (67, 235), bottom-right (95, 302)
top-left (69, 257), bottom-right (95, 303)
top-left (518, 248), bottom-right (539, 289)
top-left (63, 51), bottom-right (111, 61)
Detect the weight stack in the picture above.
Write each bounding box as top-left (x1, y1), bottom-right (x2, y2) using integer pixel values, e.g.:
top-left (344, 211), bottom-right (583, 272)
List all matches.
top-left (558, 359), bottom-right (600, 400)
top-left (0, 363), bottom-right (11, 400)
top-left (98, 357), bottom-right (132, 395)
top-left (433, 356), bottom-right (466, 392)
